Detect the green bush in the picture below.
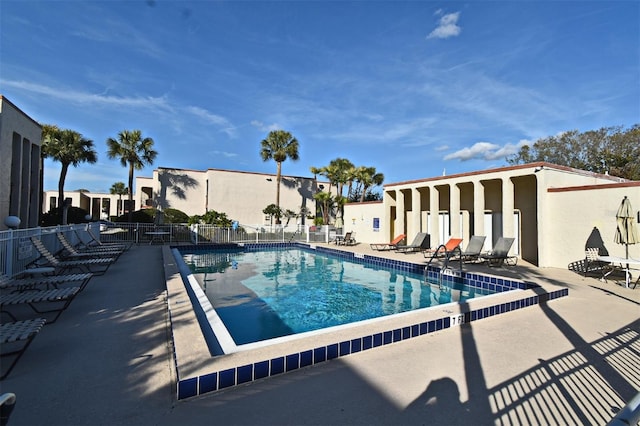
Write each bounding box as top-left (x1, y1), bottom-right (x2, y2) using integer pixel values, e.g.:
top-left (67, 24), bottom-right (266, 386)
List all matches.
top-left (163, 208), bottom-right (189, 223)
top-left (40, 207), bottom-right (90, 226)
top-left (188, 210), bottom-right (233, 226)
top-left (115, 209), bottom-right (154, 223)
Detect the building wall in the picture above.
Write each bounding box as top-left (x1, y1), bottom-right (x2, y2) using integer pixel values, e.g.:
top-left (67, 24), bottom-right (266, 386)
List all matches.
top-left (132, 168), bottom-right (321, 227)
top-left (343, 201), bottom-right (386, 244)
top-left (544, 184), bottom-right (640, 268)
top-left (380, 162), bottom-right (636, 268)
top-left (0, 96), bottom-right (42, 230)
top-left (43, 190), bottom-right (136, 220)
top-left (205, 169), bottom-right (318, 227)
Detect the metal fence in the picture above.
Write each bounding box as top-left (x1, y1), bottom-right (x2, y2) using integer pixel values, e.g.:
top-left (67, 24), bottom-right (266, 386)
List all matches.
top-left (0, 222), bottom-right (342, 277)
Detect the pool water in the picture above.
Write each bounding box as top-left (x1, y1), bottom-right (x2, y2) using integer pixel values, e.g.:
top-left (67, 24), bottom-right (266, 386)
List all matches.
top-left (182, 248), bottom-right (488, 346)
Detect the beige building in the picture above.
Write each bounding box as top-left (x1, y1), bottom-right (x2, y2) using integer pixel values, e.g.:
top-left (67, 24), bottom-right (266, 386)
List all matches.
top-left (45, 167), bottom-right (323, 227)
top-left (42, 190), bottom-right (132, 221)
top-left (344, 162), bottom-right (640, 269)
top-left (0, 96), bottom-right (43, 230)
top-left (141, 168), bottom-right (321, 227)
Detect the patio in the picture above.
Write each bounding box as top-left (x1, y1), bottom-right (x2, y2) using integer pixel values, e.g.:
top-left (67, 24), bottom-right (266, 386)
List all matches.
top-left (1, 242), bottom-right (639, 425)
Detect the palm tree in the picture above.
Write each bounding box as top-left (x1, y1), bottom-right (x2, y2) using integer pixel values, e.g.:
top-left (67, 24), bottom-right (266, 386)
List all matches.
top-left (353, 166), bottom-right (384, 202)
top-left (259, 130), bottom-right (299, 224)
top-left (109, 182), bottom-right (128, 217)
top-left (41, 125), bottom-right (98, 224)
top-left (313, 191), bottom-right (334, 225)
top-left (107, 130), bottom-right (157, 222)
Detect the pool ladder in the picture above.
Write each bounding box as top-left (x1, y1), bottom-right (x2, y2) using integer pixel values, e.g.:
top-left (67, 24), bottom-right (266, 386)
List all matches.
top-left (424, 245), bottom-right (463, 289)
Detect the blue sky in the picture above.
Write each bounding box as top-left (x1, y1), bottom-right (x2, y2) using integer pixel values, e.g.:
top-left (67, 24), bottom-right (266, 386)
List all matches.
top-left (2, 1), bottom-right (638, 194)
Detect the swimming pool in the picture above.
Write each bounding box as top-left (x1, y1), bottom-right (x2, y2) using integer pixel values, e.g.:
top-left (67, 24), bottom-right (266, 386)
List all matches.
top-left (168, 243), bottom-right (569, 399)
top-left (179, 246), bottom-right (497, 352)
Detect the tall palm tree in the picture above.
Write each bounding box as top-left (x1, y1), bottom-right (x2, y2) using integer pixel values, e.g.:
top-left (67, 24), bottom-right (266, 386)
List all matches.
top-left (106, 130), bottom-right (157, 222)
top-left (259, 130), bottom-right (299, 224)
top-left (354, 166), bottom-right (384, 202)
top-left (109, 181), bottom-right (128, 217)
top-left (41, 125), bottom-right (98, 224)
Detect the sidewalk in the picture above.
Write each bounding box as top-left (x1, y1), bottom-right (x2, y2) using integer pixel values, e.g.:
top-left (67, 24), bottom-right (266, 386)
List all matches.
top-left (1, 244), bottom-right (638, 425)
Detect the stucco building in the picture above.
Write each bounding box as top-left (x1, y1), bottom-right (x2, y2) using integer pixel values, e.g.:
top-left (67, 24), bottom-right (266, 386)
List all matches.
top-left (343, 162), bottom-right (640, 269)
top-left (0, 96), bottom-right (43, 230)
top-left (44, 167), bottom-right (323, 228)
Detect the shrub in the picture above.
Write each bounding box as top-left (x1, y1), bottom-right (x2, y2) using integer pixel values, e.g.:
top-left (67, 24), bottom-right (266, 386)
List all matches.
top-left (40, 207), bottom-right (90, 226)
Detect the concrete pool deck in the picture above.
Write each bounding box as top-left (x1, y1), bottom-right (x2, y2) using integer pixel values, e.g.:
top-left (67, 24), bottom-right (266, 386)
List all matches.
top-left (1, 243), bottom-right (639, 425)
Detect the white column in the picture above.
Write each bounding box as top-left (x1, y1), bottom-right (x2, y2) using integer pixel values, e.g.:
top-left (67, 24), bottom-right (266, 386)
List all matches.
top-left (473, 181), bottom-right (485, 238)
top-left (450, 184), bottom-right (461, 238)
top-left (396, 189), bottom-right (405, 237)
top-left (429, 186), bottom-right (440, 247)
top-left (502, 177), bottom-right (515, 247)
top-left (411, 187), bottom-right (422, 235)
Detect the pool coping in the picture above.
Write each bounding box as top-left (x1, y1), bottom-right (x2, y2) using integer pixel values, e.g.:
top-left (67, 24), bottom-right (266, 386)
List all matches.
top-left (163, 243), bottom-right (569, 400)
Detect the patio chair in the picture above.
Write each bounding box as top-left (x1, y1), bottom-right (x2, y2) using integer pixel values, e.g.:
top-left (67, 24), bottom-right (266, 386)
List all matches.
top-left (29, 237), bottom-right (114, 276)
top-left (56, 232), bottom-right (123, 261)
top-left (0, 318), bottom-right (47, 380)
top-left (77, 228), bottom-right (131, 251)
top-left (337, 232), bottom-right (356, 246)
top-left (583, 248), bottom-right (610, 278)
top-left (1, 272), bottom-right (93, 292)
top-left (1, 287), bottom-right (80, 324)
top-left (480, 237), bottom-right (517, 266)
top-left (370, 234), bottom-right (406, 251)
top-left (423, 237), bottom-right (464, 259)
top-left (458, 236), bottom-right (486, 262)
top-left (397, 233), bottom-right (430, 253)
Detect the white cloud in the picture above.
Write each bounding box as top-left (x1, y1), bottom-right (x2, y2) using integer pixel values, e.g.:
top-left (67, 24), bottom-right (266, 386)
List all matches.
top-left (1, 79), bottom-right (171, 111)
top-left (210, 150), bottom-right (238, 158)
top-left (186, 106), bottom-right (235, 137)
top-left (251, 120), bottom-right (281, 132)
top-left (427, 12), bottom-right (462, 39)
top-left (443, 140), bottom-right (531, 162)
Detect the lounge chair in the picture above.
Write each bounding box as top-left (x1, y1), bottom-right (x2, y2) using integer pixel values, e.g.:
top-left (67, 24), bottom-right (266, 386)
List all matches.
top-left (29, 237), bottom-right (114, 276)
top-left (370, 234), bottom-right (406, 251)
top-left (56, 232), bottom-right (123, 260)
top-left (397, 232), bottom-right (430, 253)
top-left (76, 228), bottom-right (131, 252)
top-left (0, 272), bottom-right (93, 292)
top-left (1, 287), bottom-right (80, 324)
top-left (423, 237), bottom-right (464, 259)
top-left (0, 318), bottom-right (47, 379)
top-left (336, 231), bottom-right (356, 246)
top-left (458, 236), bottom-right (486, 262)
top-left (480, 237), bottom-right (517, 266)
top-left (583, 248), bottom-right (611, 278)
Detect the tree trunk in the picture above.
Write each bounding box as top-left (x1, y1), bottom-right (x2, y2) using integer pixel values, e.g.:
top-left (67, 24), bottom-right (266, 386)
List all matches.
top-left (58, 164), bottom-right (69, 225)
top-left (276, 162), bottom-right (282, 224)
top-left (128, 163), bottom-right (134, 223)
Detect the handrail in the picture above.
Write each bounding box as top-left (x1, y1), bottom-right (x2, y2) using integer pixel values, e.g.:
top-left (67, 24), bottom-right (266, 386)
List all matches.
top-left (424, 244), bottom-right (463, 289)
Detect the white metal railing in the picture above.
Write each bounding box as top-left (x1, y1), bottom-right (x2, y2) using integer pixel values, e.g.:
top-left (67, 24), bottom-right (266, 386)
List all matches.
top-left (0, 224), bottom-right (104, 277)
top-left (0, 222), bottom-right (342, 277)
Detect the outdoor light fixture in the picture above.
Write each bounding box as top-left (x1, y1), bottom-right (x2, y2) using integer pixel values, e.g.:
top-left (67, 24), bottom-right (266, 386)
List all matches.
top-left (266, 178), bottom-right (272, 181)
top-left (4, 216), bottom-right (20, 229)
top-left (534, 166), bottom-right (544, 173)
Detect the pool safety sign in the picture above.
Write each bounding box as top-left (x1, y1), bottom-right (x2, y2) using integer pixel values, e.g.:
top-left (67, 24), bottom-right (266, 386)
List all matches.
top-left (373, 217), bottom-right (380, 232)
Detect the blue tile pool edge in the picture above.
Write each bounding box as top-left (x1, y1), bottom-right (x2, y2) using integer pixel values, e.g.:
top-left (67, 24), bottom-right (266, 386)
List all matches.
top-left (171, 243), bottom-right (569, 400)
